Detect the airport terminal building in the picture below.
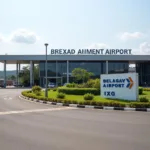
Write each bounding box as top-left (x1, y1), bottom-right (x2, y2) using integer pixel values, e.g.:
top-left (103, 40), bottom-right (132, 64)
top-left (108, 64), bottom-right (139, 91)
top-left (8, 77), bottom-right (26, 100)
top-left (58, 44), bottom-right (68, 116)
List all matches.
top-left (0, 48), bottom-right (150, 87)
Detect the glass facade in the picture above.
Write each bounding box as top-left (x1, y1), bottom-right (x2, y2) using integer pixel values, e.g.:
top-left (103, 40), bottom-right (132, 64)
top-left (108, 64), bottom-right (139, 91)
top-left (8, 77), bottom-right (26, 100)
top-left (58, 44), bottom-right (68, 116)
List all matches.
top-left (69, 61), bottom-right (106, 82)
top-left (136, 62), bottom-right (150, 86)
top-left (39, 61), bottom-right (67, 87)
top-left (39, 60), bottom-right (129, 87)
top-left (108, 61), bottom-right (129, 74)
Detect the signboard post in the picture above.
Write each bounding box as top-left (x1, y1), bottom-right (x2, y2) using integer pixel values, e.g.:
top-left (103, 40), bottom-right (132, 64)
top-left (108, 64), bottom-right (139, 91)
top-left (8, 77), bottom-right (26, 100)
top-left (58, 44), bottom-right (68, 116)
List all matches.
top-left (101, 73), bottom-right (139, 101)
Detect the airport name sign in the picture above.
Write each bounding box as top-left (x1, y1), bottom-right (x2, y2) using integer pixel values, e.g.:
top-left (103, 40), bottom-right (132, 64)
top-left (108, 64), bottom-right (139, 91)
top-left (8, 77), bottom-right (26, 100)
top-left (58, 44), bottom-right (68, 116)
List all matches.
top-left (50, 49), bottom-right (132, 55)
top-left (101, 73), bottom-right (139, 101)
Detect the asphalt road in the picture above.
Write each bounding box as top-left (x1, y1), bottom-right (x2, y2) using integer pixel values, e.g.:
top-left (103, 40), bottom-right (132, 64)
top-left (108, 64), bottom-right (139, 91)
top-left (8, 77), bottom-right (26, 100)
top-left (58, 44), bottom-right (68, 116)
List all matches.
top-left (0, 89), bottom-right (150, 150)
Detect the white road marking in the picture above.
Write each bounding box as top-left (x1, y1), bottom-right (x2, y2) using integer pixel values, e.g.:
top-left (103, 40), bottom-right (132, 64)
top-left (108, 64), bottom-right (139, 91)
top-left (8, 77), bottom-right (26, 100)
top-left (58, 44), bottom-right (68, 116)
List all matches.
top-left (0, 107), bottom-right (77, 116)
top-left (4, 97), bottom-right (12, 100)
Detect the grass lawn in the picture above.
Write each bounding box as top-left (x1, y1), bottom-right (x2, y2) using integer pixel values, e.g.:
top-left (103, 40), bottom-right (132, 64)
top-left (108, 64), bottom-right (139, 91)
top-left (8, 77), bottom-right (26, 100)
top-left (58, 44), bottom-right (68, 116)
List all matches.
top-left (41, 90), bottom-right (150, 104)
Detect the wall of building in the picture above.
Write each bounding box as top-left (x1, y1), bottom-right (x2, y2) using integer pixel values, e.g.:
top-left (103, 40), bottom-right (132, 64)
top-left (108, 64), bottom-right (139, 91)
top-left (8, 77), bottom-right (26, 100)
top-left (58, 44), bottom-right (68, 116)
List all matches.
top-left (39, 60), bottom-right (129, 87)
top-left (136, 62), bottom-right (150, 86)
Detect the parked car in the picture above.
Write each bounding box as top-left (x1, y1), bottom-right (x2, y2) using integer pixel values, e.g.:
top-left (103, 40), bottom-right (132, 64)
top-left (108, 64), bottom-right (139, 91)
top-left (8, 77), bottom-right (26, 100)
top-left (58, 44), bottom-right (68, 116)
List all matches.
top-left (0, 83), bottom-right (4, 88)
top-left (48, 82), bottom-right (56, 88)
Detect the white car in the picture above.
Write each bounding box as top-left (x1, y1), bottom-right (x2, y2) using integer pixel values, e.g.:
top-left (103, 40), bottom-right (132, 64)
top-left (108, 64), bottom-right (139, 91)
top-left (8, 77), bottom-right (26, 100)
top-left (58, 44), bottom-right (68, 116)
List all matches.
top-left (48, 83), bottom-right (55, 88)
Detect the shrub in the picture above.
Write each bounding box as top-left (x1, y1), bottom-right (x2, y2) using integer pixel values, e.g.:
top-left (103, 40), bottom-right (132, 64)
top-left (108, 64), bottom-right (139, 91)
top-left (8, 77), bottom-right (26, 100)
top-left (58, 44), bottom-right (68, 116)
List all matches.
top-left (93, 79), bottom-right (100, 89)
top-left (72, 100), bottom-right (78, 104)
top-left (56, 92), bottom-right (65, 99)
top-left (32, 86), bottom-right (42, 93)
top-left (143, 88), bottom-right (150, 91)
top-left (129, 102), bottom-right (150, 108)
top-left (66, 83), bottom-right (76, 88)
top-left (47, 97), bottom-right (53, 101)
top-left (82, 78), bottom-right (100, 89)
top-left (90, 101), bottom-right (97, 106)
top-left (63, 99), bottom-right (71, 104)
top-left (58, 87), bottom-right (100, 95)
top-left (139, 97), bottom-right (149, 102)
top-left (34, 90), bottom-right (42, 96)
top-left (84, 93), bottom-right (94, 100)
top-left (96, 101), bottom-right (103, 106)
top-left (53, 88), bottom-right (57, 91)
top-left (57, 99), bottom-right (63, 103)
top-left (78, 101), bottom-right (84, 105)
top-left (139, 87), bottom-right (143, 95)
top-left (86, 79), bottom-right (96, 88)
top-left (76, 83), bottom-right (88, 88)
top-left (84, 101), bottom-right (91, 105)
top-left (119, 103), bottom-right (126, 107)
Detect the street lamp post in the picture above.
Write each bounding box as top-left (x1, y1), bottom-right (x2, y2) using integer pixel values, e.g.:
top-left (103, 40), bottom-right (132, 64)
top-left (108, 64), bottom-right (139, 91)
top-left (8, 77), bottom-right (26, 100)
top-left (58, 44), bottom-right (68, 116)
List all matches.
top-left (45, 43), bottom-right (48, 97)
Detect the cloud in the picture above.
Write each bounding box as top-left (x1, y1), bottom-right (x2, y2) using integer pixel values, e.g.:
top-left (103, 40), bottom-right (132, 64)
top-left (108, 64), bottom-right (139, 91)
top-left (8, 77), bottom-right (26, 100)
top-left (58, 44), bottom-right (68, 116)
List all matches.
top-left (87, 43), bottom-right (110, 49)
top-left (140, 42), bottom-right (150, 54)
top-left (9, 29), bottom-right (40, 44)
top-left (119, 32), bottom-right (143, 41)
top-left (130, 42), bottom-right (150, 55)
top-left (0, 34), bottom-right (4, 42)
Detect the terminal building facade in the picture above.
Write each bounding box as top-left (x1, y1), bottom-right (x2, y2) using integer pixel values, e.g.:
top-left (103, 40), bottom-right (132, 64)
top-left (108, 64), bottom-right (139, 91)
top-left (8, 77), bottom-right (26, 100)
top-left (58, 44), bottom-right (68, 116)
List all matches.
top-left (0, 51), bottom-right (150, 87)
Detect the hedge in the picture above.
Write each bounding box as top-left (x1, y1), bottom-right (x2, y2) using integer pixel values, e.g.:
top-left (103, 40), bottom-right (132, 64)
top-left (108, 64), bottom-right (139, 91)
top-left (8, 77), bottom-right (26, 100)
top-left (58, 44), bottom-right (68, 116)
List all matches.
top-left (57, 87), bottom-right (142, 95)
top-left (21, 90), bottom-right (150, 108)
top-left (139, 87), bottom-right (143, 95)
top-left (57, 87), bottom-right (100, 95)
top-left (143, 88), bottom-right (150, 91)
top-left (129, 102), bottom-right (150, 108)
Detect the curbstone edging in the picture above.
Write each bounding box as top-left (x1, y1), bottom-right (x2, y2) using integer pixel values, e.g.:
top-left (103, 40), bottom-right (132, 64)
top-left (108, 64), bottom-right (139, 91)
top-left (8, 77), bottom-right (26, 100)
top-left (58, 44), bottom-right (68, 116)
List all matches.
top-left (124, 108), bottom-right (135, 111)
top-left (135, 108), bottom-right (147, 111)
top-left (85, 105), bottom-right (94, 109)
top-left (104, 107), bottom-right (114, 110)
top-left (69, 104), bottom-right (78, 107)
top-left (19, 95), bottom-right (150, 112)
top-left (147, 108), bottom-right (150, 112)
top-left (77, 105), bottom-right (85, 108)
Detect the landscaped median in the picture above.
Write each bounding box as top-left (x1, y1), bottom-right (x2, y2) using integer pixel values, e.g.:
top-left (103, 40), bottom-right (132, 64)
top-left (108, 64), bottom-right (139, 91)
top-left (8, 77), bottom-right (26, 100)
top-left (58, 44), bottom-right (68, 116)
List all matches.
top-left (20, 85), bottom-right (150, 112)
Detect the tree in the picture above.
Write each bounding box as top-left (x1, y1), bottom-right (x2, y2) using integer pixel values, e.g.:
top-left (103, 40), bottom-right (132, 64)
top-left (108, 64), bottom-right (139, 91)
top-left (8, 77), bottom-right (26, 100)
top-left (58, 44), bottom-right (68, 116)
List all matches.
top-left (19, 65), bottom-right (39, 86)
top-left (7, 75), bottom-right (16, 80)
top-left (72, 68), bottom-right (94, 83)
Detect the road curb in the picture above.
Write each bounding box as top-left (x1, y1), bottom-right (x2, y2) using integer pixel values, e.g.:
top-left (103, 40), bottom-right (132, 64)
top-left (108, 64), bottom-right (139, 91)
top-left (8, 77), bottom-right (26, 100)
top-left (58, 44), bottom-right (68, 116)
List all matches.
top-left (19, 95), bottom-right (150, 112)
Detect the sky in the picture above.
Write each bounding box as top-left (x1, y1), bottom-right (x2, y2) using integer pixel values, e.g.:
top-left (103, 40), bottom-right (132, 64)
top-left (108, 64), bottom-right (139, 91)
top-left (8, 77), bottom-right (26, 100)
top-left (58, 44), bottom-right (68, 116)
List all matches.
top-left (0, 0), bottom-right (150, 70)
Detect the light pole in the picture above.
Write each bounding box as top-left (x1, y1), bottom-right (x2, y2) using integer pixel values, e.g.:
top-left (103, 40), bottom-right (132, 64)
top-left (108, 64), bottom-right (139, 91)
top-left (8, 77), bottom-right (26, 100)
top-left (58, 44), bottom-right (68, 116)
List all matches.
top-left (45, 43), bottom-right (48, 97)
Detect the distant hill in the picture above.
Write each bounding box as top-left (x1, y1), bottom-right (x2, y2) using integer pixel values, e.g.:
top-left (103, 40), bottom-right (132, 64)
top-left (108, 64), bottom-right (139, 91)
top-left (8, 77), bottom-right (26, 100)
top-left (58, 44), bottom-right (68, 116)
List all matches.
top-left (0, 70), bottom-right (16, 78)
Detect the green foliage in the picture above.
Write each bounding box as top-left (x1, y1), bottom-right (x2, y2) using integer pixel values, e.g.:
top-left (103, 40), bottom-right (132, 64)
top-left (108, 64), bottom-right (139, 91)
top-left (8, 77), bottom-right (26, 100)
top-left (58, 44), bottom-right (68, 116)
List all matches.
top-left (84, 93), bottom-right (94, 100)
top-left (53, 88), bottom-right (57, 91)
top-left (83, 101), bottom-right (91, 105)
top-left (7, 75), bottom-right (16, 80)
top-left (86, 79), bottom-right (95, 88)
top-left (56, 92), bottom-right (65, 99)
top-left (32, 86), bottom-right (42, 93)
top-left (22, 89), bottom-right (150, 108)
top-left (79, 101), bottom-right (84, 105)
top-left (75, 83), bottom-right (88, 88)
top-left (86, 79), bottom-right (100, 89)
top-left (19, 65), bottom-right (40, 86)
top-left (139, 97), bottom-right (149, 102)
top-left (72, 100), bottom-right (78, 104)
top-left (48, 88), bottom-right (58, 91)
top-left (66, 83), bottom-right (76, 88)
top-left (129, 102), bottom-right (150, 108)
top-left (139, 87), bottom-right (143, 95)
top-left (93, 79), bottom-right (100, 89)
top-left (66, 78), bottom-right (100, 89)
top-left (34, 91), bottom-right (42, 96)
top-left (72, 68), bottom-right (94, 83)
top-left (143, 88), bottom-right (150, 91)
top-left (58, 87), bottom-right (100, 95)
